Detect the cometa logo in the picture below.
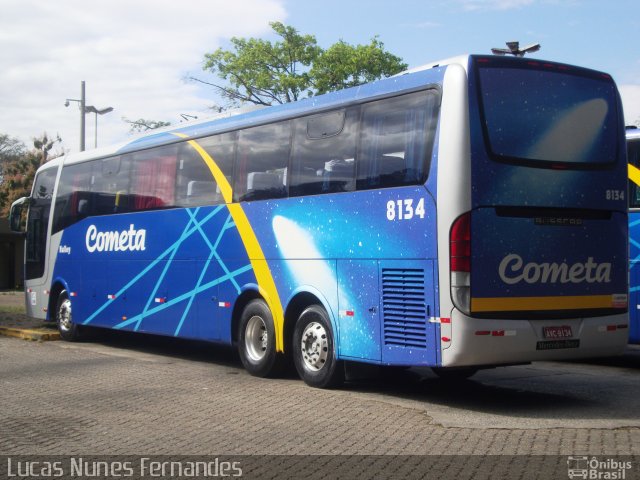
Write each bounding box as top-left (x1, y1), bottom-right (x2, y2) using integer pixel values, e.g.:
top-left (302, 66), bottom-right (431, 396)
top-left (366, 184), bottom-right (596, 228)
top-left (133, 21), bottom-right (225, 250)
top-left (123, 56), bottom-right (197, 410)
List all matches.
top-left (498, 254), bottom-right (611, 285)
top-left (85, 224), bottom-right (147, 253)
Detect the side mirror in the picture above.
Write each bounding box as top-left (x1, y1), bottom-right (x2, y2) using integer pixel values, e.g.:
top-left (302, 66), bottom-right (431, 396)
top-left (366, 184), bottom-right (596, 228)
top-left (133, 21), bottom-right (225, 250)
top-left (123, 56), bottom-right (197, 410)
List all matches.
top-left (9, 197), bottom-right (28, 233)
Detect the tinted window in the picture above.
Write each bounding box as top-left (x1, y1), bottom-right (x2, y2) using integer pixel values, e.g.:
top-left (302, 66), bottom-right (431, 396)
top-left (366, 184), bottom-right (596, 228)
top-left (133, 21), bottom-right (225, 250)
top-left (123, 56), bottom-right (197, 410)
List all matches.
top-left (357, 90), bottom-right (439, 190)
top-left (478, 65), bottom-right (618, 166)
top-left (53, 161), bottom-right (93, 233)
top-left (235, 122), bottom-right (290, 202)
top-left (92, 156), bottom-right (131, 215)
top-left (26, 167), bottom-right (57, 280)
top-left (290, 109), bottom-right (357, 196)
top-left (175, 132), bottom-right (237, 206)
top-left (130, 146), bottom-right (177, 211)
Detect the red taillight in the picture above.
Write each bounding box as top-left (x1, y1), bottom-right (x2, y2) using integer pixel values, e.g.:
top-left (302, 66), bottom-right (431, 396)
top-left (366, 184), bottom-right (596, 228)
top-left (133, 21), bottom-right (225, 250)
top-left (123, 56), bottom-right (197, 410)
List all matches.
top-left (450, 213), bottom-right (471, 272)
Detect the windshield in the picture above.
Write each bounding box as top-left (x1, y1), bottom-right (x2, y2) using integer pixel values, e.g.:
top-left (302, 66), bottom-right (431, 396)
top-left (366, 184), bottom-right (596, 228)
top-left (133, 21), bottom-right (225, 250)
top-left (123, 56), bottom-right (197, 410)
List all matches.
top-left (477, 62), bottom-right (619, 167)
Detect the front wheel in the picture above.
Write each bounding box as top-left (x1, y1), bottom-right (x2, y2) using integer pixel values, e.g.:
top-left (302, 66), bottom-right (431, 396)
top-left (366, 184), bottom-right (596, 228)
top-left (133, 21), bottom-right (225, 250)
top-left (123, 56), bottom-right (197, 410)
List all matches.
top-left (293, 305), bottom-right (344, 389)
top-left (238, 299), bottom-right (284, 378)
top-left (56, 290), bottom-right (83, 342)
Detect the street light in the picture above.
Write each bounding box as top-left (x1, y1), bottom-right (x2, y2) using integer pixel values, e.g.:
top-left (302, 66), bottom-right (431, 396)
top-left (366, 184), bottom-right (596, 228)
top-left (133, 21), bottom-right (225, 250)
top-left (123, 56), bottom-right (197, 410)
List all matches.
top-left (85, 105), bottom-right (114, 148)
top-left (65, 81), bottom-right (113, 151)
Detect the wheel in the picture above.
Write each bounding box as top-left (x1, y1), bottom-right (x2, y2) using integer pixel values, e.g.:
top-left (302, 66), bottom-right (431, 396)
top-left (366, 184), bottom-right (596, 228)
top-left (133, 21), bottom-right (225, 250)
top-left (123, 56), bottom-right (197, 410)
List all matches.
top-left (238, 299), bottom-right (284, 377)
top-left (56, 290), bottom-right (83, 341)
top-left (293, 305), bottom-right (344, 389)
top-left (431, 367), bottom-right (478, 380)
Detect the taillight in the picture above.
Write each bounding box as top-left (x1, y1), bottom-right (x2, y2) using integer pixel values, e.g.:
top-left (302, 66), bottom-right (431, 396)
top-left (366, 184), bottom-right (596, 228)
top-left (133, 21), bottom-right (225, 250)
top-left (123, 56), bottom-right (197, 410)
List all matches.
top-left (450, 212), bottom-right (471, 315)
top-left (450, 213), bottom-right (471, 272)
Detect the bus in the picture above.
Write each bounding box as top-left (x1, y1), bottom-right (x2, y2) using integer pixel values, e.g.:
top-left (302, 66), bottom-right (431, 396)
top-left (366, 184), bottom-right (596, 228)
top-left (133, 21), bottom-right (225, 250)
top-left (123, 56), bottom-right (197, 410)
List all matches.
top-left (627, 126), bottom-right (640, 343)
top-left (10, 54), bottom-right (629, 388)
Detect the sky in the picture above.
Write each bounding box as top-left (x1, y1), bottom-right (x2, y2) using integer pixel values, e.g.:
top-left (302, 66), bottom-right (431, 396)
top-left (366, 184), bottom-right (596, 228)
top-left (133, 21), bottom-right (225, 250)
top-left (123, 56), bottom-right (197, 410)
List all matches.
top-left (1, 0), bottom-right (639, 154)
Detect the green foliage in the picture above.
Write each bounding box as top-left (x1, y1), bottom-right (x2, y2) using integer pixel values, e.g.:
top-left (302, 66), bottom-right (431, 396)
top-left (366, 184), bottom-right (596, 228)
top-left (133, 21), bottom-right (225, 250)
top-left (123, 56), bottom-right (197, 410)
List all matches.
top-left (199, 22), bottom-right (407, 107)
top-left (33, 132), bottom-right (61, 165)
top-left (123, 117), bottom-right (172, 134)
top-left (312, 37), bottom-right (407, 95)
top-left (0, 132), bottom-right (61, 217)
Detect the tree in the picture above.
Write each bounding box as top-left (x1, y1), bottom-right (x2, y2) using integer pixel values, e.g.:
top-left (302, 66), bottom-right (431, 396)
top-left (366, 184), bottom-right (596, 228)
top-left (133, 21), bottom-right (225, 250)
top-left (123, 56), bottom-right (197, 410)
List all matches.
top-left (0, 133), bottom-right (26, 187)
top-left (123, 117), bottom-right (172, 134)
top-left (196, 22), bottom-right (407, 107)
top-left (0, 133), bottom-right (61, 217)
top-left (32, 132), bottom-right (62, 166)
top-left (311, 37), bottom-right (407, 95)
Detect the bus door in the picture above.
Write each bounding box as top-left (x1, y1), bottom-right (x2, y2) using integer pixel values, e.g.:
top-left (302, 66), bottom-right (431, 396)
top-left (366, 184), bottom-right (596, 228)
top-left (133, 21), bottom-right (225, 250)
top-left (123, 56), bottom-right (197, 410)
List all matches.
top-left (466, 56), bottom-right (628, 322)
top-left (24, 166), bottom-right (59, 317)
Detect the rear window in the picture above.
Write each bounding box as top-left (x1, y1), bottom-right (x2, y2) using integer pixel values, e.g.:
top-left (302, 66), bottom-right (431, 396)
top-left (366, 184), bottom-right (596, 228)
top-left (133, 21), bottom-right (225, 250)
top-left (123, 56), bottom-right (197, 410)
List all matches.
top-left (477, 61), bottom-right (619, 167)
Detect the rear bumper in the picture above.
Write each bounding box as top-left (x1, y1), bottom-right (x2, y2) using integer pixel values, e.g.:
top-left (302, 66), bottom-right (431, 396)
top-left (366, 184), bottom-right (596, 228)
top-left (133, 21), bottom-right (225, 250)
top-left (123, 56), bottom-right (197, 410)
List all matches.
top-left (441, 310), bottom-right (628, 367)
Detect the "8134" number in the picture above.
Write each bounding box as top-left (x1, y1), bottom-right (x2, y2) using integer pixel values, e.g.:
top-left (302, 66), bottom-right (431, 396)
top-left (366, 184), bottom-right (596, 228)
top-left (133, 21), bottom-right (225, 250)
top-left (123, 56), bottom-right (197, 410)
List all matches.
top-left (386, 198), bottom-right (426, 221)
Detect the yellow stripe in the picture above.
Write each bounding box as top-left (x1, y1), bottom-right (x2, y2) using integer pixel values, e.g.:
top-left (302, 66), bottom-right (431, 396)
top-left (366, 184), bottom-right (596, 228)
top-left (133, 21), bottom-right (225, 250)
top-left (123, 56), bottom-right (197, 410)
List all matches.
top-left (471, 295), bottom-right (616, 312)
top-left (629, 163), bottom-right (640, 187)
top-left (173, 133), bottom-right (285, 351)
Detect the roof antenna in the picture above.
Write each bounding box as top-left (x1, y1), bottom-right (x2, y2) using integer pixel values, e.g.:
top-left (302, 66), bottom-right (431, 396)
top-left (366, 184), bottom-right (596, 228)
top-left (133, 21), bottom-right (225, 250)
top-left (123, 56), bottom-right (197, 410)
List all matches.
top-left (491, 41), bottom-right (541, 57)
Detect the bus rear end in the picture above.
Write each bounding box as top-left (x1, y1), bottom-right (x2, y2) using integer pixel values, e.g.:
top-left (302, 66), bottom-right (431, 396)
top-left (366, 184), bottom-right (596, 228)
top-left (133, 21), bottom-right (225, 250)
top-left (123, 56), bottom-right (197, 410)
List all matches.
top-left (442, 55), bottom-right (628, 367)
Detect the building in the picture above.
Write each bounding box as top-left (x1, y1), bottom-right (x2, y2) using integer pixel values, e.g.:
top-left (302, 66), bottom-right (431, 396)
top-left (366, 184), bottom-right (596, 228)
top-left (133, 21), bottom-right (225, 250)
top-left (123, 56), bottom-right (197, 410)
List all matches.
top-left (0, 218), bottom-right (24, 289)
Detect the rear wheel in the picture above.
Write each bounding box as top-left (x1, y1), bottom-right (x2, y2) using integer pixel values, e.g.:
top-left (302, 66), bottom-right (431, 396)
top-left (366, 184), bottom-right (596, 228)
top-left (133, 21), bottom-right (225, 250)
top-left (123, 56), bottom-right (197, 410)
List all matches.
top-left (56, 290), bottom-right (83, 341)
top-left (238, 299), bottom-right (284, 377)
top-left (293, 305), bottom-right (344, 389)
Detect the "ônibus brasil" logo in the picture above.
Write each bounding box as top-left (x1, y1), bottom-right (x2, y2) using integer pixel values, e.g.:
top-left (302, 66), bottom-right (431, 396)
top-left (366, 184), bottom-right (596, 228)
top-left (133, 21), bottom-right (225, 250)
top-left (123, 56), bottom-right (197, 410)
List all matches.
top-left (498, 254), bottom-right (611, 285)
top-left (85, 224), bottom-right (146, 253)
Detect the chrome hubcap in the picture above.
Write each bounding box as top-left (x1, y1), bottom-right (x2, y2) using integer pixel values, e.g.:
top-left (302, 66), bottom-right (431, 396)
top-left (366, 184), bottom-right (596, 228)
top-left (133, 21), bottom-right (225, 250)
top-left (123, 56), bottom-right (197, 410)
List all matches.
top-left (245, 315), bottom-right (268, 362)
top-left (300, 322), bottom-right (328, 371)
top-left (58, 298), bottom-right (72, 332)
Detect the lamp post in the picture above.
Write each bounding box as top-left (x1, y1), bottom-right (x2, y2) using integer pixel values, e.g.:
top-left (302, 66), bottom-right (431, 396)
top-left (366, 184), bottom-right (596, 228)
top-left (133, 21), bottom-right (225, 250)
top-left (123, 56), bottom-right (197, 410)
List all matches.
top-left (65, 81), bottom-right (113, 151)
top-left (85, 105), bottom-right (114, 148)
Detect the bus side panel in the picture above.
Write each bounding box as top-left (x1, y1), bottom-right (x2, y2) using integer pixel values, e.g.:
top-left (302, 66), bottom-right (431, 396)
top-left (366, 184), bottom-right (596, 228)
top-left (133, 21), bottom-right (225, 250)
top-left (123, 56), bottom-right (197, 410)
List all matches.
top-left (630, 264), bottom-right (640, 344)
top-left (337, 259), bottom-right (381, 362)
top-left (53, 206), bottom-right (255, 340)
top-left (630, 212), bottom-right (640, 344)
top-left (245, 187), bottom-right (438, 365)
top-left (379, 259), bottom-right (437, 366)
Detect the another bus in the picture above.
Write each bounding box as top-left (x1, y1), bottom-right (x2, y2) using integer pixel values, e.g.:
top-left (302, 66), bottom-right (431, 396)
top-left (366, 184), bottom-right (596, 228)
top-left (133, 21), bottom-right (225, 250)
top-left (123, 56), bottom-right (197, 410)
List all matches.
top-left (10, 54), bottom-right (629, 387)
top-left (627, 126), bottom-right (640, 343)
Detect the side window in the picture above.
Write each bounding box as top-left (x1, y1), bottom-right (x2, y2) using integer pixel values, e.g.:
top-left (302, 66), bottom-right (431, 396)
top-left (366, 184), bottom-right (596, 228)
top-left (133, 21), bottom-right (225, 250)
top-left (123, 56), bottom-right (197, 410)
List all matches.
top-left (130, 146), bottom-right (178, 211)
top-left (176, 132), bottom-right (236, 206)
top-left (52, 161), bottom-right (93, 233)
top-left (356, 90), bottom-right (440, 190)
top-left (290, 108), bottom-right (357, 196)
top-left (25, 167), bottom-right (58, 280)
top-left (91, 156), bottom-right (132, 215)
top-left (629, 139), bottom-right (640, 209)
top-left (234, 121), bottom-right (291, 202)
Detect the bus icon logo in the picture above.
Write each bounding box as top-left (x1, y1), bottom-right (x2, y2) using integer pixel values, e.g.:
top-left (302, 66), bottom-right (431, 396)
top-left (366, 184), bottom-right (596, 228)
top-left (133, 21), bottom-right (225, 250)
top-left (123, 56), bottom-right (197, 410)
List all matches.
top-left (567, 456), bottom-right (589, 479)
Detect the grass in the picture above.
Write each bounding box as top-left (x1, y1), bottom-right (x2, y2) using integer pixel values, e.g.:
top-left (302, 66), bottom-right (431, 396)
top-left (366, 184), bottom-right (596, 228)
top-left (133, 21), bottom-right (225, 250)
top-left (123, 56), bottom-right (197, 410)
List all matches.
top-left (0, 305), bottom-right (25, 314)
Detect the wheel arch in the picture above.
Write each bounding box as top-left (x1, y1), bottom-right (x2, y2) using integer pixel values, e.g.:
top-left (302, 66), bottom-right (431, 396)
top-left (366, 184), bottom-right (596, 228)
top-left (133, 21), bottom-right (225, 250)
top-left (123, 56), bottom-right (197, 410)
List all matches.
top-left (48, 277), bottom-right (70, 322)
top-left (283, 287), bottom-right (337, 356)
top-left (231, 286), bottom-right (263, 346)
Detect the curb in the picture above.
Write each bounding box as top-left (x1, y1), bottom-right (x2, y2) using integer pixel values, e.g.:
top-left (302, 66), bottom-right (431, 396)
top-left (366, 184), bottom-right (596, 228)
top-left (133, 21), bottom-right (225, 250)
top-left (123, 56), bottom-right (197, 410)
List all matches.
top-left (0, 326), bottom-right (60, 341)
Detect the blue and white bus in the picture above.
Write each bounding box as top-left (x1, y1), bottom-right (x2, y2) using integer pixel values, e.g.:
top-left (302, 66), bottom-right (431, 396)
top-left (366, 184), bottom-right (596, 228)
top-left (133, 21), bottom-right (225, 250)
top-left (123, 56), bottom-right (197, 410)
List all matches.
top-left (10, 54), bottom-right (629, 387)
top-left (627, 126), bottom-right (640, 344)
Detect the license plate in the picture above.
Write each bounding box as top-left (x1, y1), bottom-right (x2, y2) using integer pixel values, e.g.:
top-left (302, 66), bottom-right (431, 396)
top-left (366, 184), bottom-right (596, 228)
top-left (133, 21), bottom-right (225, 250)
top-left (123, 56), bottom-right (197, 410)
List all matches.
top-left (543, 326), bottom-right (573, 339)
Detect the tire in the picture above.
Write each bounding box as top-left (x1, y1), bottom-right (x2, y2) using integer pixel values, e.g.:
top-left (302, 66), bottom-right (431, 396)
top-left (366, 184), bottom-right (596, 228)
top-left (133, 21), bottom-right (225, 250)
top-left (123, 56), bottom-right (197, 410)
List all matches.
top-left (431, 367), bottom-right (477, 380)
top-left (56, 290), bottom-right (83, 342)
top-left (293, 305), bottom-right (344, 389)
top-left (237, 299), bottom-right (284, 378)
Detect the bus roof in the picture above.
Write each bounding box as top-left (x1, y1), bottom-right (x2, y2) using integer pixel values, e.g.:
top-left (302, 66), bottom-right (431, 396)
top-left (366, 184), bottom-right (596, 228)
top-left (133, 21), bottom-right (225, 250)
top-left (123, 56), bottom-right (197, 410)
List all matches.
top-left (55, 62), bottom-right (453, 168)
